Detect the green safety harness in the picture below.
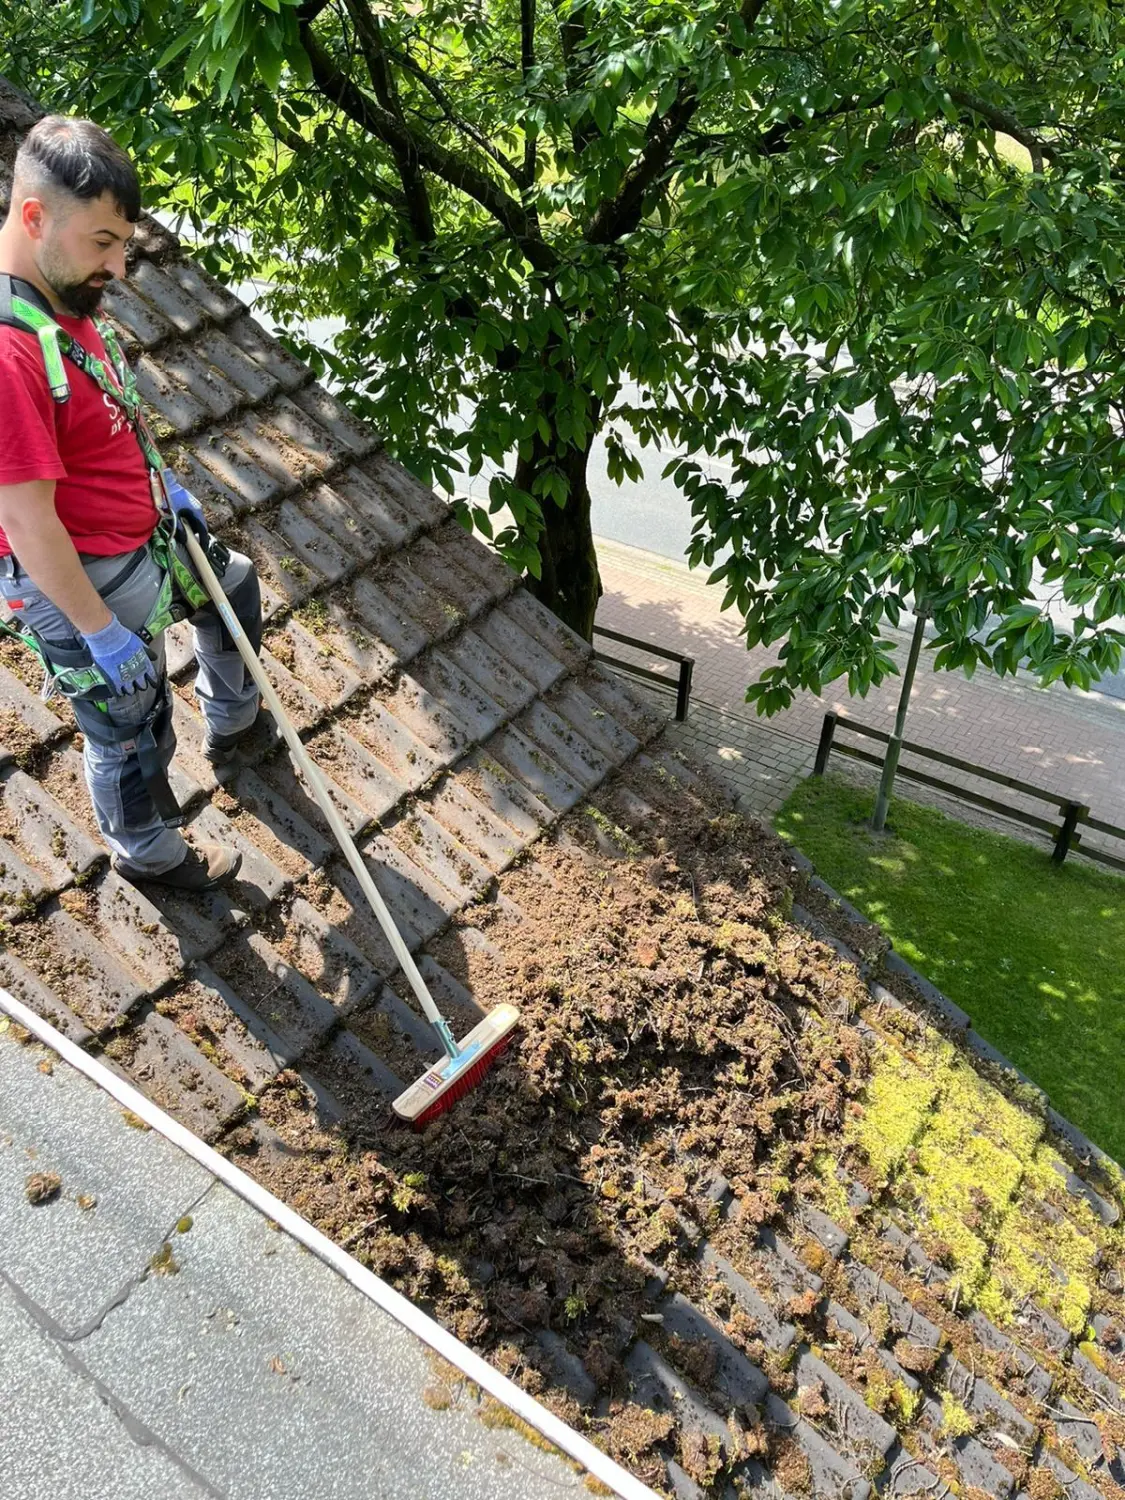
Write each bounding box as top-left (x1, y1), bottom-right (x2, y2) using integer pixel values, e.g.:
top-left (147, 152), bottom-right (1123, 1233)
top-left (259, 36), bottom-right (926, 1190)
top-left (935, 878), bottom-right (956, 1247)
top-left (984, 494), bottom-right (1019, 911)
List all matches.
top-left (0, 273), bottom-right (229, 825)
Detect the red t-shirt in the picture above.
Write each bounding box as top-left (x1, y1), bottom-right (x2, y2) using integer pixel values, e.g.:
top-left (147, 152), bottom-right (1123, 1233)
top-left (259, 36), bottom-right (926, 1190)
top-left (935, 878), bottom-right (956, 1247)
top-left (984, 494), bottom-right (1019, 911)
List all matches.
top-left (0, 313), bottom-right (158, 557)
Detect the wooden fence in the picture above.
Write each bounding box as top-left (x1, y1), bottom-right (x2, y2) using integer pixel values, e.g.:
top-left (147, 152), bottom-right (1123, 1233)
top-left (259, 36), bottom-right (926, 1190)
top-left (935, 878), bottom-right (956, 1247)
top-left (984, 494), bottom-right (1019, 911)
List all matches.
top-left (814, 712), bottom-right (1125, 873)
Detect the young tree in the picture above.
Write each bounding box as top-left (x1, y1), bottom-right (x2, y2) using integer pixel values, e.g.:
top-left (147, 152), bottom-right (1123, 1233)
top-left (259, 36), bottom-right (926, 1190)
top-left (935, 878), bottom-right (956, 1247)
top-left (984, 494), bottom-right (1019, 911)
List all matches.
top-left (6, 0), bottom-right (1125, 709)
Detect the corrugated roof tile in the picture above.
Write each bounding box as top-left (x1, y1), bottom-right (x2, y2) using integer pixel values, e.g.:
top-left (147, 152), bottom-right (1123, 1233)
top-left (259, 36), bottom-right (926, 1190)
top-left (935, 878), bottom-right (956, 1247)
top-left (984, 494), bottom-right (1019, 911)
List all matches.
top-left (272, 498), bottom-right (352, 584)
top-left (356, 833), bottom-right (458, 946)
top-left (148, 342), bottom-right (245, 423)
top-left (189, 429), bottom-right (289, 509)
top-left (438, 629), bottom-right (538, 716)
top-left (255, 747), bottom-right (372, 841)
top-left (164, 261), bottom-right (245, 325)
top-left (134, 353), bottom-right (213, 434)
top-left (105, 1003), bottom-right (246, 1142)
top-left (207, 930), bottom-right (338, 1064)
top-left (11, 904), bottom-right (150, 1031)
top-left (349, 563), bottom-right (439, 661)
top-left (385, 805), bottom-right (492, 906)
top-left (425, 775), bottom-right (523, 872)
top-left (408, 652), bottom-right (507, 747)
top-left (182, 800), bottom-right (292, 909)
top-left (291, 385), bottom-right (379, 457)
top-left (330, 465), bottom-right (416, 549)
top-left (224, 767), bottom-right (335, 879)
top-left (163, 965), bottom-right (288, 1091)
top-left (0, 835), bottom-right (45, 918)
top-left (224, 312), bottom-right (311, 391)
top-left (288, 596), bottom-right (398, 688)
top-left (271, 896), bottom-right (382, 1014)
top-left (262, 617), bottom-right (363, 712)
top-left (298, 482), bottom-right (388, 559)
top-left (232, 515), bottom-right (326, 605)
top-left (342, 695), bottom-right (442, 790)
top-left (520, 699), bottom-right (611, 788)
top-left (102, 278), bottom-right (176, 350)
top-left (476, 601), bottom-right (568, 692)
top-left (224, 410), bottom-right (324, 488)
top-left (129, 259), bottom-right (209, 335)
top-left (0, 650), bottom-right (69, 752)
top-left (484, 724), bottom-right (584, 815)
top-left (356, 453), bottom-right (448, 529)
top-left (0, 950), bottom-right (94, 1046)
top-left (0, 768), bottom-right (103, 892)
top-left (374, 672), bottom-right (473, 763)
top-left (548, 677), bottom-right (640, 762)
top-left (300, 724), bottom-right (409, 825)
top-left (505, 589), bottom-right (593, 672)
top-left (408, 526), bottom-right (498, 621)
top-left (191, 325), bottom-right (282, 403)
top-left (453, 749), bottom-right (555, 835)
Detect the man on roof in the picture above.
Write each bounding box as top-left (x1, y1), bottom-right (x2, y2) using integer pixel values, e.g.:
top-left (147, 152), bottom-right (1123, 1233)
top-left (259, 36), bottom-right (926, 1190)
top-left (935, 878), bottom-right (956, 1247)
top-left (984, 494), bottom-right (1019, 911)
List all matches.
top-left (0, 115), bottom-right (265, 892)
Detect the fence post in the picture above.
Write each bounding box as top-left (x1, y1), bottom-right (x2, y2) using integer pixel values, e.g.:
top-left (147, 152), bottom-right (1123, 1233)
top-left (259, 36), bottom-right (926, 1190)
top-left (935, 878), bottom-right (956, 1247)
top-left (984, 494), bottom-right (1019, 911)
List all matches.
top-left (675, 657), bottom-right (694, 722)
top-left (814, 713), bottom-right (837, 776)
top-left (1052, 801), bottom-right (1087, 865)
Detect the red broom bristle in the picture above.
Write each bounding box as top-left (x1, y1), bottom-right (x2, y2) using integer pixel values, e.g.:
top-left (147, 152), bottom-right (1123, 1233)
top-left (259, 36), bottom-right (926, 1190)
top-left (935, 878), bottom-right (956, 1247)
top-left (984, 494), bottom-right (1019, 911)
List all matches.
top-left (409, 1030), bottom-right (516, 1131)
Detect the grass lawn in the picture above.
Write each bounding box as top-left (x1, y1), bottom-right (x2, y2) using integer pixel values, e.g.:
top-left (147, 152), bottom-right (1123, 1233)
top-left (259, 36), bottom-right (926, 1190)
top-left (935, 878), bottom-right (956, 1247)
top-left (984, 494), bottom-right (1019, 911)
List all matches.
top-left (775, 774), bottom-right (1125, 1164)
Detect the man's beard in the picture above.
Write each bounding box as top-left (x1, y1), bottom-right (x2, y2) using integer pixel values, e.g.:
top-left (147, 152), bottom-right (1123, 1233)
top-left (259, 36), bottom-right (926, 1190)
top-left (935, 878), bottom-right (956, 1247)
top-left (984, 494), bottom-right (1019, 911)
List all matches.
top-left (50, 274), bottom-right (111, 318)
top-left (39, 244), bottom-right (111, 316)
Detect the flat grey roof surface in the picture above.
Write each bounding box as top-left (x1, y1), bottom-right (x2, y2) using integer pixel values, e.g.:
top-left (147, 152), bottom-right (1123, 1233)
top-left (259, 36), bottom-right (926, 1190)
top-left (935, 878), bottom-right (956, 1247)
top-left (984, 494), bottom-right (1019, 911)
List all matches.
top-left (0, 1026), bottom-right (590, 1500)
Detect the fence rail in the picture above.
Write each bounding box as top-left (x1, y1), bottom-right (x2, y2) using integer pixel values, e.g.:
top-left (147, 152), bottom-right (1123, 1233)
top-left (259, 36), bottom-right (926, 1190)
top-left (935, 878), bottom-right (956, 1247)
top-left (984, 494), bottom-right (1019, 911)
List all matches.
top-left (593, 625), bottom-right (695, 722)
top-left (814, 711), bottom-right (1125, 872)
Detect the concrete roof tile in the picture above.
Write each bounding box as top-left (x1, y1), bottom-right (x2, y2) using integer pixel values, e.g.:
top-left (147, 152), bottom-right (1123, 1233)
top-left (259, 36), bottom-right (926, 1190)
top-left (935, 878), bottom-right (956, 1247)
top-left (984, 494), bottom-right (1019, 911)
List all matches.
top-left (438, 628), bottom-right (538, 716)
top-left (129, 259), bottom-right (209, 335)
top-left (357, 833), bottom-right (460, 945)
top-left (484, 724), bottom-right (584, 814)
top-left (11, 904), bottom-right (150, 1031)
top-left (148, 341), bottom-right (245, 423)
top-left (224, 409), bottom-right (325, 488)
top-left (163, 260), bottom-right (246, 325)
top-left (519, 698), bottom-right (611, 788)
top-left (330, 464), bottom-right (417, 549)
top-left (103, 1002), bottom-right (246, 1142)
top-left (101, 278), bottom-right (176, 350)
top-left (476, 601), bottom-right (568, 692)
top-left (254, 746), bottom-right (372, 842)
top-left (423, 775), bottom-right (522, 874)
top-left (355, 453), bottom-right (448, 529)
top-left (133, 353), bottom-right (213, 435)
top-left (342, 695), bottom-right (442, 790)
top-left (298, 481), bottom-right (390, 558)
top-left (272, 896), bottom-right (383, 1014)
top-left (300, 723), bottom-right (410, 825)
top-left (224, 312), bottom-right (311, 391)
top-left (0, 951), bottom-right (94, 1046)
top-left (373, 672), bottom-right (473, 764)
top-left (408, 651), bottom-right (507, 746)
top-left (290, 384), bottom-right (379, 457)
top-left (189, 429), bottom-right (289, 509)
top-left (166, 964), bottom-right (289, 1090)
top-left (0, 834), bottom-right (46, 919)
top-left (272, 498), bottom-right (353, 584)
top-left (0, 654), bottom-right (69, 753)
top-left (385, 805), bottom-right (492, 906)
top-left (0, 768), bottom-right (103, 891)
top-left (190, 324), bottom-right (282, 403)
top-left (207, 929), bottom-right (340, 1063)
top-left (347, 572), bottom-right (430, 665)
top-left (182, 800), bottom-right (292, 910)
top-left (262, 617), bottom-right (364, 713)
top-left (453, 749), bottom-right (556, 836)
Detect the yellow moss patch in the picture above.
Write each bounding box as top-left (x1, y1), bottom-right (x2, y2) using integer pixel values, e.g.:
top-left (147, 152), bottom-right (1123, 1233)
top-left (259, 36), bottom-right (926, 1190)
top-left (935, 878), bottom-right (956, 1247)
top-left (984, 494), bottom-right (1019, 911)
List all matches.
top-left (846, 1044), bottom-right (938, 1181)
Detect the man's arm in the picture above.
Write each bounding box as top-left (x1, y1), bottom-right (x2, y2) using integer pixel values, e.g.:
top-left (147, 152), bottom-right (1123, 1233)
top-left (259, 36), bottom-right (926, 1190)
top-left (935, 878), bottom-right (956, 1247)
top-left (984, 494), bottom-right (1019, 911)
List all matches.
top-left (0, 479), bottom-right (112, 633)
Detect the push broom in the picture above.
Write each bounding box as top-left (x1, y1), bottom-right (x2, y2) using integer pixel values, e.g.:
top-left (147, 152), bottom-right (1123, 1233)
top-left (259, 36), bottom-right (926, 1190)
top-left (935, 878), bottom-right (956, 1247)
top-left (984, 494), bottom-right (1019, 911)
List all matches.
top-left (181, 528), bottom-right (520, 1129)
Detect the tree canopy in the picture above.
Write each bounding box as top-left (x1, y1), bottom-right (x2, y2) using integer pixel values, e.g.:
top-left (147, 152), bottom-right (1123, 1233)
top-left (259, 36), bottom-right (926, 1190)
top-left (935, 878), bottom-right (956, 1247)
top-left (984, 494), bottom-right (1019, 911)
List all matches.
top-left (6, 0), bottom-right (1125, 710)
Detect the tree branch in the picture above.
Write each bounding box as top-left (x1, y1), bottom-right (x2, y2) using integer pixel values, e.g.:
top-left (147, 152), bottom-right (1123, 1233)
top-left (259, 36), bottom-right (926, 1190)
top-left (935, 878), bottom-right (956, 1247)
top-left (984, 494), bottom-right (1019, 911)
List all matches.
top-left (389, 45), bottom-right (528, 188)
top-left (298, 19), bottom-right (557, 270)
top-left (549, 0), bottom-right (600, 154)
top-left (586, 0), bottom-right (770, 245)
top-left (945, 87), bottom-right (1055, 173)
top-left (521, 0), bottom-right (537, 184)
top-left (270, 117), bottom-right (408, 214)
top-left (342, 0), bottom-right (435, 243)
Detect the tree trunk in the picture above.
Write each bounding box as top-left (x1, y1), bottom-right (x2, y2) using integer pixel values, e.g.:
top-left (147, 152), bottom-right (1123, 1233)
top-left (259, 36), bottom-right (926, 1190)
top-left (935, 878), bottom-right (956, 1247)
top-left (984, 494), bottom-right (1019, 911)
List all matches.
top-left (515, 424), bottom-right (602, 641)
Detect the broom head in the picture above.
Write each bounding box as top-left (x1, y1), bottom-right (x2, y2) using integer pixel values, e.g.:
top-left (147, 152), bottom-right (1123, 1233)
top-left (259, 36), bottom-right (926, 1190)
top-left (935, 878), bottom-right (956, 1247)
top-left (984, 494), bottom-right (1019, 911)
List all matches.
top-left (392, 1003), bottom-right (521, 1129)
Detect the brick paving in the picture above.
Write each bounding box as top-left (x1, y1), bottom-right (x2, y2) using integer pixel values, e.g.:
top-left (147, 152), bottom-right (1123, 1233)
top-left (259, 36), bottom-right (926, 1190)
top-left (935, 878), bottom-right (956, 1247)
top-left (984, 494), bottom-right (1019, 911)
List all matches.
top-left (595, 537), bottom-right (1125, 859)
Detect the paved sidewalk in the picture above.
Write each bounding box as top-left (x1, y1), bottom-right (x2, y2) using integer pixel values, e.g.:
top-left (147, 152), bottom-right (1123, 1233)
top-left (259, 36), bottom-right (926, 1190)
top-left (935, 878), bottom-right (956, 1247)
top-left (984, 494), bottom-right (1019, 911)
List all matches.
top-left (0, 1023), bottom-right (593, 1500)
top-left (595, 537), bottom-right (1125, 845)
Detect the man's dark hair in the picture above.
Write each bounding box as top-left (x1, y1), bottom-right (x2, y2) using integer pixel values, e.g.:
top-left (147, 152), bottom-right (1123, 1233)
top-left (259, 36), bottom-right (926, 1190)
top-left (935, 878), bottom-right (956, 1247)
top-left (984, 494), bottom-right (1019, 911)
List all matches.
top-left (14, 115), bottom-right (141, 221)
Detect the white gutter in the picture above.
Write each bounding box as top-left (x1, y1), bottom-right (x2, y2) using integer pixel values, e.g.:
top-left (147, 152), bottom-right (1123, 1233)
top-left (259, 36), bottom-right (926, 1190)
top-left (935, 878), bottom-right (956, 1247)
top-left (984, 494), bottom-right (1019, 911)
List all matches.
top-left (0, 986), bottom-right (659, 1500)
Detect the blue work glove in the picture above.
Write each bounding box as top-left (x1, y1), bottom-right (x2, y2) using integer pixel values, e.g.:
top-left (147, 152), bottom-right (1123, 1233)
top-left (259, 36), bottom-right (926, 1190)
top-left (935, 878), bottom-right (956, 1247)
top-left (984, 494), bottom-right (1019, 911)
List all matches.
top-left (162, 471), bottom-right (209, 542)
top-left (81, 614), bottom-right (159, 696)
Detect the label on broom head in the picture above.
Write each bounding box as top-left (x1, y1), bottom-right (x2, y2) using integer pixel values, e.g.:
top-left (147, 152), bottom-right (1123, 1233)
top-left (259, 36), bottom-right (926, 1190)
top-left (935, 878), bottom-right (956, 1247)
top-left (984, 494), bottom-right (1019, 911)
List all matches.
top-left (420, 1070), bottom-right (446, 1092)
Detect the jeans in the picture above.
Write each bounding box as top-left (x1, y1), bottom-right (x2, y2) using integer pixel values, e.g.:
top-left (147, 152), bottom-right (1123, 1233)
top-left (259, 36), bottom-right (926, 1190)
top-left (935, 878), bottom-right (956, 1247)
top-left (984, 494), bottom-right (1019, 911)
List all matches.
top-left (0, 537), bottom-right (262, 874)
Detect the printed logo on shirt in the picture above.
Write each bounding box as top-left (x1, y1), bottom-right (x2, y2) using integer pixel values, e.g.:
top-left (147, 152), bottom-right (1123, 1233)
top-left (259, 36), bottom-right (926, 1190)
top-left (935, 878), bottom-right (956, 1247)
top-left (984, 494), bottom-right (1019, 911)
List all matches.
top-left (102, 390), bottom-right (126, 439)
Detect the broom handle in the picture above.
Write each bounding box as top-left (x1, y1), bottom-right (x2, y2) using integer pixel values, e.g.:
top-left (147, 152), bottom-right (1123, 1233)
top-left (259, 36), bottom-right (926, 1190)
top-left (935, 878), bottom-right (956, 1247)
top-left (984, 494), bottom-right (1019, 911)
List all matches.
top-left (181, 529), bottom-right (461, 1060)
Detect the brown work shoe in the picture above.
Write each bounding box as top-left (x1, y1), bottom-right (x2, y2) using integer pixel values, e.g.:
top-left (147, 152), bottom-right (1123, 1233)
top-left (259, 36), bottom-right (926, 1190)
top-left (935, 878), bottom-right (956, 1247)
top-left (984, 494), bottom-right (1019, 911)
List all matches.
top-left (114, 842), bottom-right (243, 892)
top-left (202, 701), bottom-right (276, 766)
